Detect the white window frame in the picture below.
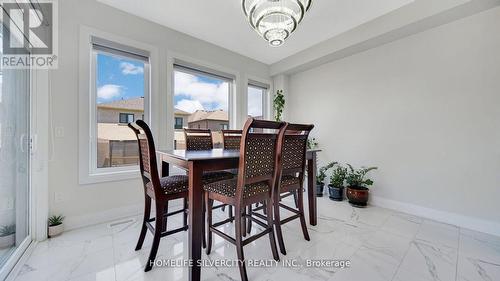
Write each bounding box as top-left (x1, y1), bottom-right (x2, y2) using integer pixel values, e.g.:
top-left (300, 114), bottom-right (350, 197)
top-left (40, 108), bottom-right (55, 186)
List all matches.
top-left (79, 26), bottom-right (158, 184)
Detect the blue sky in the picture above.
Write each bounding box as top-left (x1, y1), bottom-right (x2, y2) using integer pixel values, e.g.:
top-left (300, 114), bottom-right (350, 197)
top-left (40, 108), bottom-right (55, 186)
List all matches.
top-left (96, 53), bottom-right (145, 104)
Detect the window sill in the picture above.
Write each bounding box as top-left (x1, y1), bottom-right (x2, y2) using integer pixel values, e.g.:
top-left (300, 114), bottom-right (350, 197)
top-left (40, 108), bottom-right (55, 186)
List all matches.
top-left (79, 167), bottom-right (141, 185)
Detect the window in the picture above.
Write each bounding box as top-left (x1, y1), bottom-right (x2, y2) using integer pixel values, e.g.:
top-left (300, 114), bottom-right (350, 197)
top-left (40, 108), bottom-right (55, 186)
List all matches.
top-left (119, 113), bottom-right (135, 124)
top-left (248, 83), bottom-right (268, 120)
top-left (174, 117), bottom-right (183, 129)
top-left (92, 37), bottom-right (150, 170)
top-left (173, 63), bottom-right (233, 149)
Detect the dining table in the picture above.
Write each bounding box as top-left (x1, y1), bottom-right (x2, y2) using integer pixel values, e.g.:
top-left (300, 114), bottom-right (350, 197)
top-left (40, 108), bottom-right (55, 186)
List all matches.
top-left (157, 148), bottom-right (320, 281)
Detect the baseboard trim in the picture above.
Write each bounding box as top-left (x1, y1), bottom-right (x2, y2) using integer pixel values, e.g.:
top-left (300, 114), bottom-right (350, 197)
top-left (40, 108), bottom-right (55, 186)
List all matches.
top-left (64, 199), bottom-right (184, 231)
top-left (370, 196), bottom-right (500, 237)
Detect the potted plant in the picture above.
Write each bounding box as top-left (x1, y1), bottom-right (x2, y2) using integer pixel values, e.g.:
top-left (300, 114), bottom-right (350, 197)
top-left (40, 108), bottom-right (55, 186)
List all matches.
top-left (48, 215), bottom-right (65, 237)
top-left (0, 225), bottom-right (15, 249)
top-left (346, 164), bottom-right (378, 207)
top-left (273, 89), bottom-right (285, 121)
top-left (328, 165), bottom-right (347, 201)
top-left (316, 162), bottom-right (336, 197)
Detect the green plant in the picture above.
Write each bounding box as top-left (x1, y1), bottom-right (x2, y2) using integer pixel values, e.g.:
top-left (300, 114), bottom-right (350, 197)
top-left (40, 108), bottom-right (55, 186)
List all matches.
top-left (273, 89), bottom-right (285, 122)
top-left (346, 164), bottom-right (378, 188)
top-left (330, 165), bottom-right (347, 187)
top-left (0, 225), bottom-right (15, 237)
top-left (48, 215), bottom-right (65, 227)
top-left (307, 138), bottom-right (318, 149)
top-left (317, 162), bottom-right (337, 184)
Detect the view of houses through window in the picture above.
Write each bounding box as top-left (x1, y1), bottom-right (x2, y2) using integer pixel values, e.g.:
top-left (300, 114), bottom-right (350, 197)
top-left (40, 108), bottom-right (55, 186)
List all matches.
top-left (95, 56), bottom-right (255, 167)
top-left (173, 68), bottom-right (231, 149)
top-left (95, 50), bottom-right (147, 168)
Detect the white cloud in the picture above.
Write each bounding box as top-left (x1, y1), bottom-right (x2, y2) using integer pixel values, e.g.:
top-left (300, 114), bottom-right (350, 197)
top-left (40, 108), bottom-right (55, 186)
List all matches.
top-left (120, 62), bottom-right (144, 75)
top-left (175, 99), bottom-right (205, 113)
top-left (174, 71), bottom-right (228, 111)
top-left (97, 84), bottom-right (122, 100)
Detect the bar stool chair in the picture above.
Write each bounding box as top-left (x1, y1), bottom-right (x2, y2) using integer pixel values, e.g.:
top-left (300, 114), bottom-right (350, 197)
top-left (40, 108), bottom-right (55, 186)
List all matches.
top-left (184, 128), bottom-right (235, 223)
top-left (204, 118), bottom-right (286, 281)
top-left (247, 123), bottom-right (314, 254)
top-left (272, 123), bottom-right (314, 255)
top-left (129, 120), bottom-right (190, 272)
top-left (222, 130), bottom-right (243, 150)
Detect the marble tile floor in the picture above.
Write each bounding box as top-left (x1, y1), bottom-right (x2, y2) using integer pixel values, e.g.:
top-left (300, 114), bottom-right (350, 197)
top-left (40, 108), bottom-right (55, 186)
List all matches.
top-left (12, 197), bottom-right (500, 281)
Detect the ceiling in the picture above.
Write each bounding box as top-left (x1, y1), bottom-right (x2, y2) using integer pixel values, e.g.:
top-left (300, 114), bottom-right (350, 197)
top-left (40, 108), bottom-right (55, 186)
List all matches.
top-left (97, 0), bottom-right (415, 65)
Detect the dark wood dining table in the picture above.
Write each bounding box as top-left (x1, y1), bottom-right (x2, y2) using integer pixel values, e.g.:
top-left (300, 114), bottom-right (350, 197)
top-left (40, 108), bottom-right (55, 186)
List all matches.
top-left (157, 148), bottom-right (320, 281)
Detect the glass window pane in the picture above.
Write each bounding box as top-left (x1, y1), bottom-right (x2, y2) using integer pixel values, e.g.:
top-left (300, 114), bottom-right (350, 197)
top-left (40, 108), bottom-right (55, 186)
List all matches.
top-left (248, 85), bottom-right (264, 119)
top-left (96, 52), bottom-right (146, 168)
top-left (173, 69), bottom-right (230, 149)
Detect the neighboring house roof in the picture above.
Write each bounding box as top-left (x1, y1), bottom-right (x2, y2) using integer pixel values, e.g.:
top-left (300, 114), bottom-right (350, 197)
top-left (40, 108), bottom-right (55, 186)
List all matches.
top-left (174, 108), bottom-right (190, 115)
top-left (188, 110), bottom-right (228, 123)
top-left (97, 97), bottom-right (191, 116)
top-left (97, 97), bottom-right (144, 111)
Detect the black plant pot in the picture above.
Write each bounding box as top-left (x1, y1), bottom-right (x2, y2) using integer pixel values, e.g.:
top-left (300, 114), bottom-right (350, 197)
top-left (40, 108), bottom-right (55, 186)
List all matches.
top-left (316, 182), bottom-right (325, 197)
top-left (328, 185), bottom-right (344, 201)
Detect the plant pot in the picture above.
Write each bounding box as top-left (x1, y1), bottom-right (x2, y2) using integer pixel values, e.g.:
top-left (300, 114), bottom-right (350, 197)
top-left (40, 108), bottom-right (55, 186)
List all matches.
top-left (0, 234), bottom-right (15, 249)
top-left (328, 185), bottom-right (344, 201)
top-left (48, 223), bottom-right (64, 238)
top-left (346, 186), bottom-right (369, 207)
top-left (316, 182), bottom-right (325, 197)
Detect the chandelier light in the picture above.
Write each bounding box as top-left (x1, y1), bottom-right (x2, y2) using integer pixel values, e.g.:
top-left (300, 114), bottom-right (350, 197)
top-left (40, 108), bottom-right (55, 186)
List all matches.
top-left (242, 0), bottom-right (313, 47)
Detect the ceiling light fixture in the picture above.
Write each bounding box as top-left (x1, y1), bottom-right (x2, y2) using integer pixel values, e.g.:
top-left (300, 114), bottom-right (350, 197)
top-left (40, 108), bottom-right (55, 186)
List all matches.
top-left (242, 0), bottom-right (313, 47)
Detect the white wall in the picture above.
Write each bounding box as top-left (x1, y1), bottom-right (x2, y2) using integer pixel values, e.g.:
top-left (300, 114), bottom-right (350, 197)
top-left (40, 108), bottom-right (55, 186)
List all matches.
top-left (49, 0), bottom-right (270, 229)
top-left (288, 7), bottom-right (500, 232)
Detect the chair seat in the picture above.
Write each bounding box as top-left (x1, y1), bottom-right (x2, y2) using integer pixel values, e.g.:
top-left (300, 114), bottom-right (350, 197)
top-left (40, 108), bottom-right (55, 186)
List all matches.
top-left (204, 178), bottom-right (270, 199)
top-left (146, 172), bottom-right (234, 196)
top-left (146, 175), bottom-right (189, 195)
top-left (280, 175), bottom-right (301, 188)
top-left (202, 171), bottom-right (235, 183)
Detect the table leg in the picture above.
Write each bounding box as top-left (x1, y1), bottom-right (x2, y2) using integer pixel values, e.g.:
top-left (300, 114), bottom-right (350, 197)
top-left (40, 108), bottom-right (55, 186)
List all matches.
top-left (307, 152), bottom-right (318, 226)
top-left (188, 161), bottom-right (203, 281)
top-left (161, 160), bottom-right (169, 177)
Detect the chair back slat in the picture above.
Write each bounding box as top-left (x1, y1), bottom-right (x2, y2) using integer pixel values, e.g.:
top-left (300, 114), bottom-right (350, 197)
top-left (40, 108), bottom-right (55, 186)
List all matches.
top-left (184, 128), bottom-right (213, 150)
top-left (129, 121), bottom-right (161, 197)
top-left (275, 123), bottom-right (314, 186)
top-left (222, 130), bottom-right (242, 150)
top-left (235, 118), bottom-right (286, 203)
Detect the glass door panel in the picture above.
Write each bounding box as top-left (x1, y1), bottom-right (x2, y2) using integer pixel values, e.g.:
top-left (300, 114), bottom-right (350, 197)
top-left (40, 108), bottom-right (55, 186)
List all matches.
top-left (0, 35), bottom-right (31, 277)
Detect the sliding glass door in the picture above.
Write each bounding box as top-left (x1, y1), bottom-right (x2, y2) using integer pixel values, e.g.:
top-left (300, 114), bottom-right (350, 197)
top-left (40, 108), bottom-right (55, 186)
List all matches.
top-left (0, 38), bottom-right (32, 280)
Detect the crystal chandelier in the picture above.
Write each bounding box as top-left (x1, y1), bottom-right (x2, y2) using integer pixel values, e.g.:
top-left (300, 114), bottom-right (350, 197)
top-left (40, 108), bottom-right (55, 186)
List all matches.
top-left (242, 0), bottom-right (313, 47)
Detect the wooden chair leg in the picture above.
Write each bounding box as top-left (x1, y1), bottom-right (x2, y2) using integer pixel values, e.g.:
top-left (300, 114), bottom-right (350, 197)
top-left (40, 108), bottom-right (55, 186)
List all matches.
top-left (297, 187), bottom-right (310, 241)
top-left (246, 205), bottom-right (252, 234)
top-left (242, 207), bottom-right (247, 238)
top-left (266, 199), bottom-right (280, 261)
top-left (162, 201), bottom-right (169, 232)
top-left (202, 194), bottom-right (206, 249)
top-left (293, 190), bottom-right (299, 208)
top-left (262, 201), bottom-right (267, 215)
top-left (273, 193), bottom-right (287, 255)
top-left (206, 193), bottom-right (214, 255)
top-left (228, 205), bottom-right (233, 220)
top-left (183, 197), bottom-right (188, 230)
top-left (135, 195), bottom-right (151, 251)
top-left (235, 207), bottom-right (248, 281)
top-left (145, 202), bottom-right (164, 272)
